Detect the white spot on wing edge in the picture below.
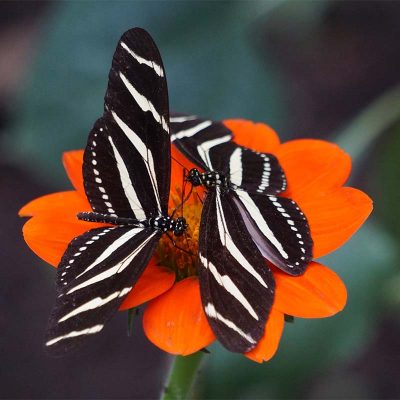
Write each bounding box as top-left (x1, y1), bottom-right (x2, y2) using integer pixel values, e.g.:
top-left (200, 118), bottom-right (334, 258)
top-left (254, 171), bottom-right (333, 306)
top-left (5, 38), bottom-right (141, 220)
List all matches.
top-left (67, 232), bottom-right (157, 295)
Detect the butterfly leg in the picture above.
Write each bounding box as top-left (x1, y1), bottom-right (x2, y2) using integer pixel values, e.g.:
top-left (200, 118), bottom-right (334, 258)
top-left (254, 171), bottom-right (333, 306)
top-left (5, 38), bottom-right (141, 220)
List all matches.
top-left (165, 232), bottom-right (194, 256)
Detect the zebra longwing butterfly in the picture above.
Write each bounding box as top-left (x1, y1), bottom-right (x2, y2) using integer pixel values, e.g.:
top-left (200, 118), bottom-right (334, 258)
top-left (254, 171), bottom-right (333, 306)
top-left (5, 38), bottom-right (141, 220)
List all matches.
top-left (170, 115), bottom-right (313, 352)
top-left (45, 28), bottom-right (188, 355)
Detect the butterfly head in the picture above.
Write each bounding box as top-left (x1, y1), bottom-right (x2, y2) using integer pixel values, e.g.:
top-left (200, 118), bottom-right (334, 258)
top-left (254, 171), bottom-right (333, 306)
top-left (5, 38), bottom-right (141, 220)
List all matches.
top-left (186, 168), bottom-right (203, 187)
top-left (172, 216), bottom-right (188, 237)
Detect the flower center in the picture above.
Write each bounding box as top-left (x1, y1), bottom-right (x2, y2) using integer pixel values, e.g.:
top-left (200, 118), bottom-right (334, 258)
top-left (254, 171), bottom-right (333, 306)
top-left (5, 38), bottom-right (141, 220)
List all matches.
top-left (156, 189), bottom-right (202, 279)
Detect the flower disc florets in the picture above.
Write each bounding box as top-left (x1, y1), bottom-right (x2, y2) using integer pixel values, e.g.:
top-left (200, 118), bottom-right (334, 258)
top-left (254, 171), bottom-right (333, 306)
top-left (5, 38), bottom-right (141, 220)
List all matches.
top-left (156, 190), bottom-right (202, 279)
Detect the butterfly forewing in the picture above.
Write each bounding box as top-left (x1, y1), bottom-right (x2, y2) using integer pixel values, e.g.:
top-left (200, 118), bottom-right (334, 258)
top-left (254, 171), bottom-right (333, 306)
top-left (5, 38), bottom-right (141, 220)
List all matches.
top-left (199, 189), bottom-right (275, 353)
top-left (84, 28), bottom-right (170, 218)
top-left (170, 114), bottom-right (233, 171)
top-left (46, 225), bottom-right (160, 355)
top-left (234, 191), bottom-right (313, 275)
top-left (225, 145), bottom-right (286, 194)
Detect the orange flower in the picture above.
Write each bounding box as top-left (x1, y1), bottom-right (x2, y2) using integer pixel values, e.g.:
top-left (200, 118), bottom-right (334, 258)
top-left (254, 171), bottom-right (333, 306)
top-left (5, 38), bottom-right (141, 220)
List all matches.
top-left (19, 120), bottom-right (372, 362)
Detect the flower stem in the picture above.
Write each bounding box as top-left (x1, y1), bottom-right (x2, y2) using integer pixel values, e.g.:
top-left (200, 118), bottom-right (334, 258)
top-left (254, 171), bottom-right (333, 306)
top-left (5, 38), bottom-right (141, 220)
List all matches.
top-left (161, 352), bottom-right (205, 400)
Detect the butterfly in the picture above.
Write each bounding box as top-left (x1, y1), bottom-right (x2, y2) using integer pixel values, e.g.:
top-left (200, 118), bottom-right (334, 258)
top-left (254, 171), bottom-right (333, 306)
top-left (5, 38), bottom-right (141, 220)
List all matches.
top-left (45, 28), bottom-right (188, 355)
top-left (170, 114), bottom-right (313, 352)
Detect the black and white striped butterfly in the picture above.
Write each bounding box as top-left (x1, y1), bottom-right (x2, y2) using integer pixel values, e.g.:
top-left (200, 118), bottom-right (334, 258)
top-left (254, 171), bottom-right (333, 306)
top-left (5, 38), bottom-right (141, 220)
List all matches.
top-left (170, 114), bottom-right (313, 353)
top-left (45, 28), bottom-right (187, 355)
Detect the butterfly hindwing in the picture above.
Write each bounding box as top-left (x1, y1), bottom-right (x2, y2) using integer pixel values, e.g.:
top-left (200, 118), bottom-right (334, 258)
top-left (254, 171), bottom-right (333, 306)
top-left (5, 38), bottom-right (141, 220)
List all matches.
top-left (233, 190), bottom-right (313, 275)
top-left (84, 28), bottom-right (170, 219)
top-left (199, 189), bottom-right (275, 353)
top-left (46, 225), bottom-right (160, 355)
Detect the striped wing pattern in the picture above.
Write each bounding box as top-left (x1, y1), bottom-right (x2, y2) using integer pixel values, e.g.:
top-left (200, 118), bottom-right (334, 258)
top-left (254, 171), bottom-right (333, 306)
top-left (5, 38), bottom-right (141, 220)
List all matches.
top-left (46, 226), bottom-right (160, 355)
top-left (84, 28), bottom-right (170, 219)
top-left (208, 141), bottom-right (286, 194)
top-left (170, 114), bottom-right (233, 170)
top-left (199, 189), bottom-right (275, 352)
top-left (233, 191), bottom-right (313, 275)
top-left (46, 28), bottom-right (170, 354)
top-left (171, 115), bottom-right (313, 276)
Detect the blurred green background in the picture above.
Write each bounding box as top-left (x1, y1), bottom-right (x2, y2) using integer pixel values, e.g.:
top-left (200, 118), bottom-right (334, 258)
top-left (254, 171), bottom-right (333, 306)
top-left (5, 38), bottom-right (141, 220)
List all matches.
top-left (2, 1), bottom-right (400, 398)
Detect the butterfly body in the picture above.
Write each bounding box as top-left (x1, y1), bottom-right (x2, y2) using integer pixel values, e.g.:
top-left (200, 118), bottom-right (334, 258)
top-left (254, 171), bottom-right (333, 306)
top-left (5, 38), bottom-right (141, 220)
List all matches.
top-left (187, 168), bottom-right (230, 191)
top-left (77, 211), bottom-right (187, 236)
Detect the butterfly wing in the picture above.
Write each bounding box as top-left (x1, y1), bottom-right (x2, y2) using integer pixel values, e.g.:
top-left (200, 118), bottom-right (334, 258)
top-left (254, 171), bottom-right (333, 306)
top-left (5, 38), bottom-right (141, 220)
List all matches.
top-left (199, 188), bottom-right (275, 353)
top-left (46, 28), bottom-right (170, 354)
top-left (171, 115), bottom-right (286, 194)
top-left (234, 190), bottom-right (313, 275)
top-left (46, 226), bottom-right (160, 355)
top-left (170, 114), bottom-right (232, 171)
top-left (207, 141), bottom-right (286, 194)
top-left (84, 28), bottom-right (170, 219)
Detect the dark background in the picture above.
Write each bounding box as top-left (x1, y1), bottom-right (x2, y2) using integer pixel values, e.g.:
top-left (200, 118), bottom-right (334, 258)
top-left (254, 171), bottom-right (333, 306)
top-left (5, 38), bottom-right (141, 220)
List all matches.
top-left (1, 1), bottom-right (400, 398)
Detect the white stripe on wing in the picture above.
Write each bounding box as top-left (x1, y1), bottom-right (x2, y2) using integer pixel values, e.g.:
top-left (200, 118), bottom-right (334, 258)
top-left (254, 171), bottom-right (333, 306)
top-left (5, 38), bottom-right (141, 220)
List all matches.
top-left (111, 111), bottom-right (162, 213)
top-left (121, 41), bottom-right (164, 77)
top-left (119, 72), bottom-right (169, 133)
top-left (199, 253), bottom-right (258, 320)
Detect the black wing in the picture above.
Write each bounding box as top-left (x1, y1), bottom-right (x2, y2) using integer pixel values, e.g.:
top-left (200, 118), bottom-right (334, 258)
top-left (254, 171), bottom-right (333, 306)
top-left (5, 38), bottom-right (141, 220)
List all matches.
top-left (84, 28), bottom-right (170, 219)
top-left (199, 189), bottom-right (275, 353)
top-left (170, 114), bottom-right (233, 171)
top-left (171, 115), bottom-right (286, 194)
top-left (46, 225), bottom-right (160, 355)
top-left (233, 190), bottom-right (313, 275)
top-left (209, 141), bottom-right (287, 195)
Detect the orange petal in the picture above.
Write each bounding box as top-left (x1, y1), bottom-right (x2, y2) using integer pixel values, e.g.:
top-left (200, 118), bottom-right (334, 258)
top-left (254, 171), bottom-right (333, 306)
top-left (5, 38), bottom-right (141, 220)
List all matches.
top-left (119, 261), bottom-right (176, 310)
top-left (143, 277), bottom-right (216, 355)
top-left (224, 119), bottom-right (281, 153)
top-left (22, 214), bottom-right (105, 267)
top-left (19, 191), bottom-right (90, 218)
top-left (245, 309), bottom-right (284, 363)
top-left (299, 187), bottom-right (373, 258)
top-left (275, 139), bottom-right (352, 201)
top-left (273, 262), bottom-right (347, 318)
top-left (63, 150), bottom-right (85, 196)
